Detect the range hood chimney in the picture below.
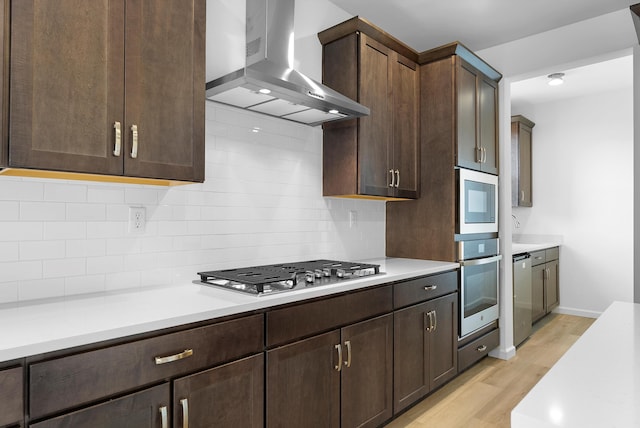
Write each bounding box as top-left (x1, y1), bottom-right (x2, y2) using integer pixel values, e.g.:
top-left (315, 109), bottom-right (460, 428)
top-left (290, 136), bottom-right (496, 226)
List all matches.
top-left (206, 0), bottom-right (369, 126)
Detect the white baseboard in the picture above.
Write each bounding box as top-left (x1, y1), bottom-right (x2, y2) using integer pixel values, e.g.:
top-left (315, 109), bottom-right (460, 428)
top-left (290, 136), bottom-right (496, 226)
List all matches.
top-left (489, 345), bottom-right (516, 360)
top-left (553, 306), bottom-right (601, 319)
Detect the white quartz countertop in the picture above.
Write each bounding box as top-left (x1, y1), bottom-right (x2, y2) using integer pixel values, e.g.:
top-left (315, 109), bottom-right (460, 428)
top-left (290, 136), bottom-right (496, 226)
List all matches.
top-left (0, 257), bottom-right (458, 363)
top-left (511, 301), bottom-right (640, 428)
top-left (511, 242), bottom-right (560, 255)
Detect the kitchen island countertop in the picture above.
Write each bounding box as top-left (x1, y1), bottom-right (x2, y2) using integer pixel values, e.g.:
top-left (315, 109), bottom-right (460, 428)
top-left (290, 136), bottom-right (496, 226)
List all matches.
top-left (511, 300), bottom-right (640, 427)
top-left (0, 257), bottom-right (458, 362)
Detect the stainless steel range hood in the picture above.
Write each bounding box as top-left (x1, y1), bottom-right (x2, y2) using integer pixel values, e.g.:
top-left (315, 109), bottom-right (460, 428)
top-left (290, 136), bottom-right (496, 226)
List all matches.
top-left (206, 0), bottom-right (369, 126)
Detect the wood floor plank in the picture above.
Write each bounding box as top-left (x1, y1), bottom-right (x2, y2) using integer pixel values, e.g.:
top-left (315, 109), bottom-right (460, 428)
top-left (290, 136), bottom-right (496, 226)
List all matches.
top-left (385, 313), bottom-right (595, 427)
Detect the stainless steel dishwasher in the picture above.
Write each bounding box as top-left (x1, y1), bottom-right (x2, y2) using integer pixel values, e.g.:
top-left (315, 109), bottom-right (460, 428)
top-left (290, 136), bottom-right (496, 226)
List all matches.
top-left (513, 253), bottom-right (532, 347)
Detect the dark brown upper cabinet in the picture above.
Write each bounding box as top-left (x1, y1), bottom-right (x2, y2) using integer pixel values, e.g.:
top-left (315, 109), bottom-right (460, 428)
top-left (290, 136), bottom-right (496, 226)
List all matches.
top-left (319, 17), bottom-right (419, 200)
top-left (3, 0), bottom-right (204, 185)
top-left (420, 43), bottom-right (501, 176)
top-left (511, 115), bottom-right (535, 207)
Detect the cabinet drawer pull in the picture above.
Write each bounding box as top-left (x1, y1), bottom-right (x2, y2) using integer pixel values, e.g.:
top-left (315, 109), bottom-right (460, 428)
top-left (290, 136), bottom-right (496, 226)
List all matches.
top-left (344, 340), bottom-right (352, 368)
top-left (424, 285), bottom-right (437, 291)
top-left (477, 345), bottom-right (487, 352)
top-left (131, 124), bottom-right (139, 158)
top-left (389, 169), bottom-right (395, 187)
top-left (334, 344), bottom-right (342, 371)
top-left (159, 405), bottom-right (168, 428)
top-left (395, 169), bottom-right (400, 188)
top-left (180, 398), bottom-right (189, 428)
top-left (113, 121), bottom-right (122, 156)
top-left (155, 349), bottom-right (194, 365)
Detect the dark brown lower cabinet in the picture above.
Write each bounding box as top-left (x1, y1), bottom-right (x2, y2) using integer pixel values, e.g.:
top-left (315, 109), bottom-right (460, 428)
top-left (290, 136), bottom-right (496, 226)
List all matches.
top-left (393, 293), bottom-right (458, 413)
top-left (533, 260), bottom-right (559, 323)
top-left (0, 366), bottom-right (23, 427)
top-left (266, 314), bottom-right (393, 428)
top-left (29, 383), bottom-right (170, 428)
top-left (173, 353), bottom-right (263, 428)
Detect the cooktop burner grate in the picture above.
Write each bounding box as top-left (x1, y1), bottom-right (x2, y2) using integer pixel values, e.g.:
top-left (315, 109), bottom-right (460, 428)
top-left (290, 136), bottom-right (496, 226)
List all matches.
top-left (197, 259), bottom-right (381, 295)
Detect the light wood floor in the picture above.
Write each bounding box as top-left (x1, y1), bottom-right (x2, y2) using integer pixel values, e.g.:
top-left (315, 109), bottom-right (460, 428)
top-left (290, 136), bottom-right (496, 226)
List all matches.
top-left (385, 313), bottom-right (595, 428)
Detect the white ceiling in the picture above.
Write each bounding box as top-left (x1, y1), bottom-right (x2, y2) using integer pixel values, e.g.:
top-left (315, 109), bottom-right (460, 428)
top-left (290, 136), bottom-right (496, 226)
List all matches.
top-left (327, 0), bottom-right (634, 52)
top-left (327, 0), bottom-right (636, 106)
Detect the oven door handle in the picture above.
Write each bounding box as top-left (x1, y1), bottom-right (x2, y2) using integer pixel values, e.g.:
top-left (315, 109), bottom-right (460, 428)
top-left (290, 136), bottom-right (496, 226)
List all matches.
top-left (460, 255), bottom-right (503, 267)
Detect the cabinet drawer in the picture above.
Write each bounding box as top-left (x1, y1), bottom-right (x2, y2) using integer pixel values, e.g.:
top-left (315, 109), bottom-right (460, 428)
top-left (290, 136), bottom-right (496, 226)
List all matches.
top-left (530, 250), bottom-right (546, 266)
top-left (30, 383), bottom-right (170, 428)
top-left (546, 247), bottom-right (559, 261)
top-left (457, 328), bottom-right (500, 372)
top-left (266, 286), bottom-right (392, 347)
top-left (30, 314), bottom-right (263, 419)
top-left (393, 270), bottom-right (458, 308)
top-left (0, 366), bottom-right (23, 426)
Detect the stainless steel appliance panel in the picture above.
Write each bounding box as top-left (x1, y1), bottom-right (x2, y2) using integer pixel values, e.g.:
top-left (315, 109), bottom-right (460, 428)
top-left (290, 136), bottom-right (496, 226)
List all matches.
top-left (457, 168), bottom-right (498, 235)
top-left (513, 253), bottom-right (532, 347)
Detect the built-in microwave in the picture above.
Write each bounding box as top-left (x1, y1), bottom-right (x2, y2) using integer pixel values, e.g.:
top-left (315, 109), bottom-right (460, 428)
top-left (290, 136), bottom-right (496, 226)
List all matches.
top-left (457, 168), bottom-right (498, 235)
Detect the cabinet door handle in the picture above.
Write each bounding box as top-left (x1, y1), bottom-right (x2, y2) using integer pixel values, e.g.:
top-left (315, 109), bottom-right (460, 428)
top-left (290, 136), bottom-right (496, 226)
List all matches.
top-left (389, 169), bottom-right (395, 187)
top-left (477, 345), bottom-right (487, 352)
top-left (113, 121), bottom-right (122, 156)
top-left (521, 190), bottom-right (525, 201)
top-left (155, 349), bottom-right (194, 365)
top-left (131, 124), bottom-right (139, 158)
top-left (431, 310), bottom-right (437, 332)
top-left (334, 344), bottom-right (342, 371)
top-left (180, 398), bottom-right (189, 428)
top-left (395, 170), bottom-right (400, 188)
top-left (482, 147), bottom-right (487, 163)
top-left (344, 340), bottom-right (352, 368)
top-left (159, 405), bottom-right (168, 428)
top-left (425, 311), bottom-right (435, 332)
top-left (424, 285), bottom-right (437, 291)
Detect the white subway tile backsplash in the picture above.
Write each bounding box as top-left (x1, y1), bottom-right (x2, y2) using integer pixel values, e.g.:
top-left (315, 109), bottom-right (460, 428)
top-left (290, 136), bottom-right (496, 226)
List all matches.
top-left (0, 179), bottom-right (44, 201)
top-left (0, 260), bottom-right (43, 283)
top-left (44, 183), bottom-right (87, 202)
top-left (0, 281), bottom-right (18, 303)
top-left (0, 201), bottom-right (19, 220)
top-left (106, 237), bottom-right (142, 255)
top-left (0, 242), bottom-right (18, 262)
top-left (20, 202), bottom-right (66, 221)
top-left (43, 258), bottom-right (86, 278)
top-left (44, 222), bottom-right (86, 240)
top-left (0, 104), bottom-right (386, 301)
top-left (66, 239), bottom-right (106, 258)
top-left (66, 203), bottom-right (106, 221)
top-left (87, 255), bottom-right (124, 275)
top-left (105, 271), bottom-right (141, 291)
top-left (65, 274), bottom-right (106, 296)
top-left (20, 241), bottom-right (65, 260)
top-left (0, 222), bottom-right (44, 241)
top-left (18, 278), bottom-right (65, 301)
top-left (87, 187), bottom-right (125, 204)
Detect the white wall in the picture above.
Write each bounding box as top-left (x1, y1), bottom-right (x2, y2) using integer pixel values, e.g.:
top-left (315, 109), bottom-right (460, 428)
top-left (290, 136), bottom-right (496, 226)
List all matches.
top-left (512, 87), bottom-right (634, 316)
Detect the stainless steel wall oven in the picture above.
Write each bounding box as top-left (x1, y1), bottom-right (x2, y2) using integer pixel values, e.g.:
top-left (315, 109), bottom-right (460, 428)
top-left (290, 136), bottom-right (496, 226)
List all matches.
top-left (458, 238), bottom-right (501, 338)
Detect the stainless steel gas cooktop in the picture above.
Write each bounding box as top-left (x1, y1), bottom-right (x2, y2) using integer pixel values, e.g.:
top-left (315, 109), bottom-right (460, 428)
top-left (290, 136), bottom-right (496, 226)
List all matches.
top-left (197, 259), bottom-right (382, 295)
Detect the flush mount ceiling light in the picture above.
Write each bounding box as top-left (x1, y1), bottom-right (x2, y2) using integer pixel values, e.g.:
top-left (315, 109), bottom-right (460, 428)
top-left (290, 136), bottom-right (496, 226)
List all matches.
top-left (547, 73), bottom-right (565, 86)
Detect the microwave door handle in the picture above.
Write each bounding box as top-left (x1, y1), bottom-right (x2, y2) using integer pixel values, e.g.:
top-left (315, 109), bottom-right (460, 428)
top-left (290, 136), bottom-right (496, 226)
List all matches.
top-left (460, 255), bottom-right (503, 267)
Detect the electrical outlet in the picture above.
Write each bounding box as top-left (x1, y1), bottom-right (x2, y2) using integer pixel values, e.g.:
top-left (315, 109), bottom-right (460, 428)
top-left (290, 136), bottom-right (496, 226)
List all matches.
top-left (129, 207), bottom-right (146, 234)
top-left (349, 210), bottom-right (357, 228)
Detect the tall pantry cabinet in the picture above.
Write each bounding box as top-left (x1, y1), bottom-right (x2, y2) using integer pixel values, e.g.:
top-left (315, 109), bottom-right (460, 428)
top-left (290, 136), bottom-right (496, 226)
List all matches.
top-left (387, 43), bottom-right (502, 261)
top-left (1, 0), bottom-right (205, 184)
